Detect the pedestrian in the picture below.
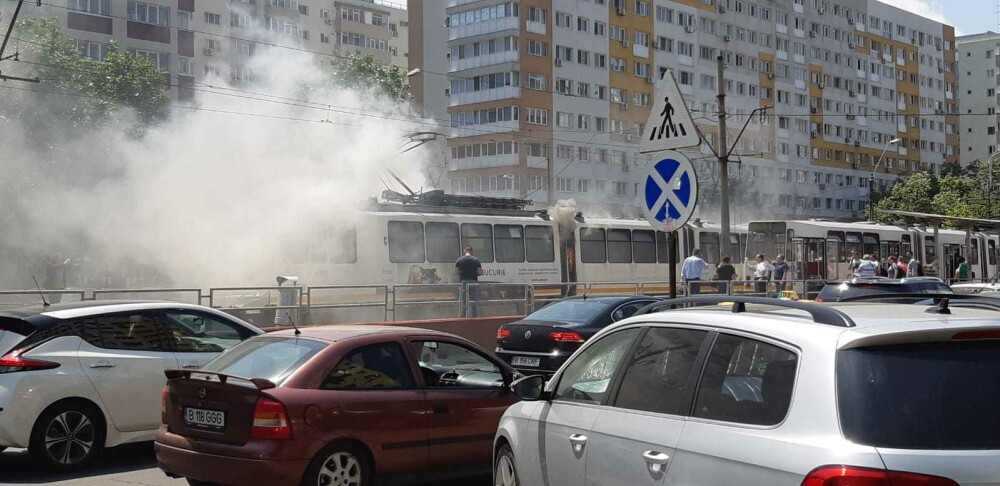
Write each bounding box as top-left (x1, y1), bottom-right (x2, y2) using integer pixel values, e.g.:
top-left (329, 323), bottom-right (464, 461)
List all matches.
top-left (886, 256), bottom-right (900, 279)
top-left (907, 254), bottom-right (923, 277)
top-left (848, 251), bottom-right (863, 274)
top-left (715, 255), bottom-right (736, 295)
top-left (682, 248), bottom-right (710, 295)
top-left (955, 256), bottom-right (970, 282)
top-left (454, 247), bottom-right (483, 317)
top-left (855, 254), bottom-right (878, 277)
top-left (875, 255), bottom-right (889, 277)
top-left (773, 254), bottom-right (789, 292)
top-left (897, 253), bottom-right (910, 275)
top-left (42, 254), bottom-right (71, 304)
top-left (749, 254), bottom-right (773, 295)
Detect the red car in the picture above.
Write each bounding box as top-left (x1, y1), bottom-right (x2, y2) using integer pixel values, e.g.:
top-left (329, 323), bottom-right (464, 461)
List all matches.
top-left (155, 325), bottom-right (519, 486)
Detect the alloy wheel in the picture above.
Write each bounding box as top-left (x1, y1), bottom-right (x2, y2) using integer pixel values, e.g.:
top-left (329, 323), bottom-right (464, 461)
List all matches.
top-left (43, 411), bottom-right (95, 465)
top-left (494, 453), bottom-right (518, 486)
top-left (317, 451), bottom-right (362, 486)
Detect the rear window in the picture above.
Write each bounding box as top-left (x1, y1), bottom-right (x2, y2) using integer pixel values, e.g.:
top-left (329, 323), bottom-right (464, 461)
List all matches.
top-left (526, 300), bottom-right (610, 324)
top-left (838, 341), bottom-right (1000, 450)
top-left (200, 337), bottom-right (327, 385)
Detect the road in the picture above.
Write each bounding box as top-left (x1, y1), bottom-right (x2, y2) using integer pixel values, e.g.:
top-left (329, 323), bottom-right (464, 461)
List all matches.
top-left (0, 444), bottom-right (490, 486)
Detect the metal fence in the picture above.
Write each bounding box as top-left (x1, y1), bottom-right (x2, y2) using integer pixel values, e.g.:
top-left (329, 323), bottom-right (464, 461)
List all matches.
top-left (0, 278), bottom-right (853, 324)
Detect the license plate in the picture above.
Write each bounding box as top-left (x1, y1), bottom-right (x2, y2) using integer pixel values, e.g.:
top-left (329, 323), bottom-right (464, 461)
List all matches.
top-left (511, 356), bottom-right (541, 367)
top-left (184, 407), bottom-right (226, 431)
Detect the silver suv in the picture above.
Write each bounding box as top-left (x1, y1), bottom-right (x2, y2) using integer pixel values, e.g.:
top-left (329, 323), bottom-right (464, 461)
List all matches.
top-left (493, 296), bottom-right (1000, 486)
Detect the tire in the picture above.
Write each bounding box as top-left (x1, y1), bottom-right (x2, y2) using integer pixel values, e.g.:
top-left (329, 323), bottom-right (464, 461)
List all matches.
top-left (301, 442), bottom-right (371, 486)
top-left (494, 444), bottom-right (519, 486)
top-left (28, 400), bottom-right (105, 471)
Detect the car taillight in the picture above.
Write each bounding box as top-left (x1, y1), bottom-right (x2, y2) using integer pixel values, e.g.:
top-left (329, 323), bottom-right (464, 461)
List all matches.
top-left (250, 397), bottom-right (292, 440)
top-left (814, 296), bottom-right (824, 303)
top-left (550, 331), bottom-right (584, 343)
top-left (802, 466), bottom-right (959, 486)
top-left (497, 328), bottom-right (511, 339)
top-left (0, 350), bottom-right (59, 374)
top-left (952, 330), bottom-right (1000, 340)
top-left (161, 386), bottom-right (169, 423)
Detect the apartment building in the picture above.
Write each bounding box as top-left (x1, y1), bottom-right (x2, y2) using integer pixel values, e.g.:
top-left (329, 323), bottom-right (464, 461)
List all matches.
top-left (412, 0), bottom-right (957, 219)
top-left (32, 0), bottom-right (407, 100)
top-left (957, 31), bottom-right (1000, 166)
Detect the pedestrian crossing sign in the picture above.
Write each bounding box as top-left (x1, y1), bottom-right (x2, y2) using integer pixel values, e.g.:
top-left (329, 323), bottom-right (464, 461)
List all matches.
top-left (640, 70), bottom-right (700, 154)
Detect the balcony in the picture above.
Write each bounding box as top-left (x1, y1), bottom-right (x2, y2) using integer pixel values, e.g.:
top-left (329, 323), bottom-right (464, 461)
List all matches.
top-left (449, 50), bottom-right (518, 72)
top-left (857, 93), bottom-right (867, 103)
top-left (857, 116), bottom-right (867, 127)
top-left (526, 20), bottom-right (546, 35)
top-left (855, 21), bottom-right (865, 32)
top-left (945, 90), bottom-right (953, 100)
top-left (633, 44), bottom-right (649, 59)
top-left (795, 79), bottom-right (806, 90)
top-left (793, 28), bottom-right (805, 39)
top-left (527, 155), bottom-right (547, 169)
top-left (778, 128), bottom-right (790, 139)
top-left (857, 69), bottom-right (866, 79)
top-left (678, 55), bottom-right (694, 67)
top-left (897, 99), bottom-right (906, 110)
top-left (793, 54), bottom-right (805, 64)
top-left (450, 16), bottom-right (519, 41)
top-left (898, 122), bottom-right (907, 133)
top-left (451, 119), bottom-right (519, 138)
top-left (871, 73), bottom-right (880, 83)
top-left (777, 50), bottom-right (789, 61)
top-left (450, 86), bottom-right (521, 106)
top-left (897, 56), bottom-right (905, 66)
top-left (898, 147), bottom-right (908, 156)
top-left (448, 0), bottom-right (482, 7)
top-left (452, 153), bottom-right (519, 170)
top-left (793, 3), bottom-right (804, 13)
top-left (777, 24), bottom-right (788, 35)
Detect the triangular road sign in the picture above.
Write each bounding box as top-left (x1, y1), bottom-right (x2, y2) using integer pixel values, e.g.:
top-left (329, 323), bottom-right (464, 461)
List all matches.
top-left (640, 70), bottom-right (701, 154)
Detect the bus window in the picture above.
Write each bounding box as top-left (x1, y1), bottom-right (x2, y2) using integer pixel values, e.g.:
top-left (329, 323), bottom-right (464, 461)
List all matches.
top-left (729, 234), bottom-right (741, 261)
top-left (901, 234), bottom-right (912, 257)
top-left (495, 225), bottom-right (526, 263)
top-left (845, 232), bottom-right (862, 257)
top-left (581, 228), bottom-right (607, 263)
top-left (461, 224), bottom-right (494, 262)
top-left (827, 231), bottom-right (845, 262)
top-left (924, 236), bottom-right (937, 264)
top-left (990, 240), bottom-right (997, 265)
top-left (526, 226), bottom-right (555, 262)
top-left (608, 229), bottom-right (632, 263)
top-left (633, 230), bottom-right (656, 263)
top-left (426, 223), bottom-right (460, 263)
top-left (863, 233), bottom-right (879, 257)
top-left (698, 232), bottom-right (720, 264)
top-left (388, 221), bottom-right (425, 263)
top-left (656, 231), bottom-right (669, 263)
top-left (330, 225), bottom-right (358, 263)
top-left (885, 241), bottom-right (900, 259)
top-left (971, 239), bottom-right (980, 266)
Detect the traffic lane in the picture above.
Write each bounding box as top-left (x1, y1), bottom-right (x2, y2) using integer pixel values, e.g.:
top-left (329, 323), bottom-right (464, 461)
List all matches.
top-left (0, 445), bottom-right (490, 485)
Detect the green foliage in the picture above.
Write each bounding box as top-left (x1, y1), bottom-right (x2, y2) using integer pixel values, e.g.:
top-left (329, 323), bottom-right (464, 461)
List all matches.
top-left (11, 17), bottom-right (169, 129)
top-left (875, 161), bottom-right (1000, 225)
top-left (329, 52), bottom-right (409, 100)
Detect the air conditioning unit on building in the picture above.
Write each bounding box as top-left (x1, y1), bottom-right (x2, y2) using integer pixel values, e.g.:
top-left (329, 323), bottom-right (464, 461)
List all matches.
top-left (818, 6), bottom-right (826, 14)
top-left (444, 88), bottom-right (450, 96)
top-left (723, 35), bottom-right (732, 42)
top-left (854, 140), bottom-right (861, 147)
top-left (622, 39), bottom-right (630, 47)
top-left (685, 24), bottom-right (697, 33)
top-left (811, 131), bottom-right (819, 138)
top-left (849, 90), bottom-right (856, 97)
top-left (555, 58), bottom-right (563, 67)
top-left (325, 18), bottom-right (333, 25)
top-left (819, 183), bottom-right (827, 190)
top-left (616, 6), bottom-right (625, 16)
top-left (645, 76), bottom-right (653, 84)
top-left (203, 48), bottom-right (214, 56)
top-left (619, 102), bottom-right (628, 110)
top-left (809, 31), bottom-right (817, 38)
top-left (818, 82), bottom-right (825, 89)
top-left (848, 42), bottom-right (856, 49)
top-left (767, 72), bottom-right (775, 79)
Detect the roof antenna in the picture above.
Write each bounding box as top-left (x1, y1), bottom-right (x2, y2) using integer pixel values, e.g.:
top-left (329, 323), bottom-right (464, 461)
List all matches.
top-left (284, 311), bottom-right (301, 336)
top-left (31, 275), bottom-right (50, 308)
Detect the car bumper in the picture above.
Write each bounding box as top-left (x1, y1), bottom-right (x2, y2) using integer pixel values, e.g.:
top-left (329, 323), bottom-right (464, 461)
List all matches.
top-left (155, 432), bottom-right (309, 486)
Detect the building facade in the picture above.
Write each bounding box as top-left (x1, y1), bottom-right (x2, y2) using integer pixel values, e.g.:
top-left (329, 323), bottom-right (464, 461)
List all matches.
top-left (957, 31), bottom-right (1000, 166)
top-left (412, 0), bottom-right (957, 219)
top-left (28, 0), bottom-right (408, 100)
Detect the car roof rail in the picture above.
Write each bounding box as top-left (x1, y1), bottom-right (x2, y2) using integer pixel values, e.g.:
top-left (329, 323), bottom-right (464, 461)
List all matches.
top-left (634, 296), bottom-right (857, 328)
top-left (836, 292), bottom-right (1000, 314)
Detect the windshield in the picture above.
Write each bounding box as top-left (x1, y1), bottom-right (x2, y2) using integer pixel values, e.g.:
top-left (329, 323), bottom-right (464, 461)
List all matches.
top-left (200, 336), bottom-right (327, 385)
top-left (526, 300), bottom-right (611, 324)
top-left (838, 341), bottom-right (1000, 450)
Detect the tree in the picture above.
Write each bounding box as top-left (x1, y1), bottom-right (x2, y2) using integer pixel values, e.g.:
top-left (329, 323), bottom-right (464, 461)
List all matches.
top-left (329, 52), bottom-right (409, 100)
top-left (874, 171), bottom-right (935, 224)
top-left (10, 17), bottom-right (169, 129)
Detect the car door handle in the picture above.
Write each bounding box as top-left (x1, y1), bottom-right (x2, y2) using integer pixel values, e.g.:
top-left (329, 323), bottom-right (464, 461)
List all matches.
top-left (89, 361), bottom-right (116, 369)
top-left (568, 433), bottom-right (588, 452)
top-left (642, 450), bottom-right (671, 467)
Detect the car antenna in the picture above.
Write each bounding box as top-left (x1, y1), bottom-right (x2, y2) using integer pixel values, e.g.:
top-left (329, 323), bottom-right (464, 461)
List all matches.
top-left (284, 311), bottom-right (301, 336)
top-left (31, 276), bottom-right (49, 308)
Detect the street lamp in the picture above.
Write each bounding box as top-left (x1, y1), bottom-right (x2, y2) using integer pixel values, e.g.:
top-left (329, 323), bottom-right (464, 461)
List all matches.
top-left (868, 138), bottom-right (902, 221)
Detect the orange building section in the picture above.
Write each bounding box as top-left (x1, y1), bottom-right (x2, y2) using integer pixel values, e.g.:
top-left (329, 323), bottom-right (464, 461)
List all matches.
top-left (609, 4), bottom-right (653, 145)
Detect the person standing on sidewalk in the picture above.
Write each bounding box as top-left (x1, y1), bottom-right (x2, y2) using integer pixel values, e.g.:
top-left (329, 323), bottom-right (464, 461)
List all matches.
top-left (681, 249), bottom-right (710, 295)
top-left (455, 247), bottom-right (483, 317)
top-left (773, 255), bottom-right (789, 293)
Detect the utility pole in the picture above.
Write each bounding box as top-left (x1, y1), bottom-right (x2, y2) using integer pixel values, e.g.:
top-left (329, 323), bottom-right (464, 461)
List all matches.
top-left (716, 55), bottom-right (731, 263)
top-left (0, 0), bottom-right (40, 83)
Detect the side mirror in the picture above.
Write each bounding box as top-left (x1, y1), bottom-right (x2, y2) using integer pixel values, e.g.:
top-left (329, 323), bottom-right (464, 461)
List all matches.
top-left (511, 375), bottom-right (548, 401)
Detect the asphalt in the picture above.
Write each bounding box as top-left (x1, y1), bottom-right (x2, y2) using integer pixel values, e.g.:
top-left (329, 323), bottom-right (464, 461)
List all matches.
top-left (0, 444), bottom-right (490, 486)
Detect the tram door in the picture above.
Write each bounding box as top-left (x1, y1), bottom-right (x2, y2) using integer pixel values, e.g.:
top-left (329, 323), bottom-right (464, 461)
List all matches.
top-left (826, 238), bottom-right (842, 281)
top-left (790, 238), bottom-right (834, 280)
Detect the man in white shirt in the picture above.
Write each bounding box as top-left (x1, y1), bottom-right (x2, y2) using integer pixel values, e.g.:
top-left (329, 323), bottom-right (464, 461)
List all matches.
top-left (682, 249), bottom-right (710, 295)
top-left (748, 253), bottom-right (774, 295)
top-left (855, 254), bottom-right (878, 277)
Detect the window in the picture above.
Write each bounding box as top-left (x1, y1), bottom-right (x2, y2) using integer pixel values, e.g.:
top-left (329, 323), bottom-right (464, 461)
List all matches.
top-left (527, 6), bottom-right (546, 23)
top-left (425, 222), bottom-right (460, 263)
top-left (614, 328), bottom-right (708, 415)
top-left (608, 229), bottom-right (632, 263)
top-left (129, 49), bottom-right (169, 71)
top-left (128, 1), bottom-right (170, 25)
top-left (693, 334), bottom-right (798, 426)
top-left (203, 12), bottom-right (221, 26)
top-left (554, 329), bottom-right (640, 404)
top-left (526, 39), bottom-right (547, 57)
top-left (594, 21), bottom-right (606, 37)
top-left (177, 10), bottom-right (192, 29)
top-left (526, 73), bottom-right (546, 91)
top-left (388, 221), bottom-right (425, 263)
top-left (163, 312), bottom-right (245, 352)
top-left (74, 40), bottom-right (108, 61)
top-left (578, 16), bottom-right (590, 32)
top-left (94, 313), bottom-right (171, 351)
top-left (632, 230), bottom-right (656, 263)
top-left (321, 343), bottom-right (415, 389)
top-left (581, 228), bottom-right (607, 263)
top-left (459, 224), bottom-right (494, 263)
top-left (177, 56), bottom-right (192, 75)
top-left (69, 0), bottom-right (110, 16)
top-left (411, 341), bottom-right (501, 387)
top-left (526, 107), bottom-right (548, 125)
top-left (525, 226), bottom-right (555, 262)
top-left (495, 225), bottom-right (525, 263)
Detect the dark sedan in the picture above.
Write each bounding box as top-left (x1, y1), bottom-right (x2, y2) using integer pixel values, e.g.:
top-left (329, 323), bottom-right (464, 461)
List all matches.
top-left (495, 295), bottom-right (660, 375)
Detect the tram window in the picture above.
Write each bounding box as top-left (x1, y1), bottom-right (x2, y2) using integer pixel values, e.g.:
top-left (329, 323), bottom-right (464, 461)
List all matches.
top-left (863, 233), bottom-right (879, 257)
top-left (329, 226), bottom-right (358, 263)
top-left (827, 231), bottom-right (846, 262)
top-left (656, 232), bottom-right (669, 264)
top-left (924, 237), bottom-right (937, 264)
top-left (633, 230), bottom-right (656, 263)
top-left (461, 224), bottom-right (494, 263)
top-left (608, 229), bottom-right (632, 263)
top-left (526, 225), bottom-right (555, 262)
top-left (845, 232), bottom-right (862, 257)
top-left (990, 240), bottom-right (997, 265)
top-left (901, 235), bottom-right (912, 257)
top-left (495, 225), bottom-right (526, 263)
top-left (388, 221), bottom-right (425, 263)
top-left (971, 240), bottom-right (980, 265)
top-left (729, 235), bottom-right (741, 262)
top-left (698, 232), bottom-right (720, 264)
top-left (426, 223), bottom-right (460, 263)
top-left (581, 228), bottom-right (607, 263)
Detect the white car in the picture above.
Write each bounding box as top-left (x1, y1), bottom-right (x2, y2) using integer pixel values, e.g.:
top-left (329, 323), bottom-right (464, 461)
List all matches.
top-left (0, 301), bottom-right (261, 470)
top-left (495, 295), bottom-right (1000, 486)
